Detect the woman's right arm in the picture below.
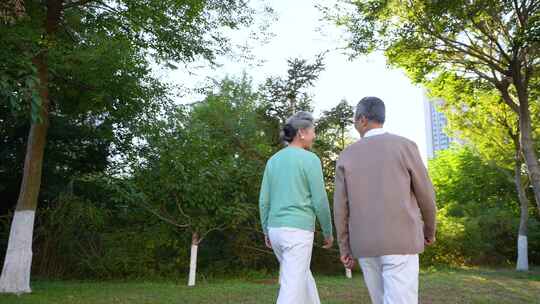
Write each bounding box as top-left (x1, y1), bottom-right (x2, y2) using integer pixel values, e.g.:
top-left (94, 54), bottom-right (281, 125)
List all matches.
top-left (306, 155), bottom-right (333, 239)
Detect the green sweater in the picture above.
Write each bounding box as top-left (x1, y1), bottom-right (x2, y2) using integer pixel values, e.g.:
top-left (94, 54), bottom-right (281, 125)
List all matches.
top-left (259, 146), bottom-right (333, 238)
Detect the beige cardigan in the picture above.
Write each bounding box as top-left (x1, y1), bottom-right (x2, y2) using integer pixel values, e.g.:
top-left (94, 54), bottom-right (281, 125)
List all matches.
top-left (333, 133), bottom-right (437, 257)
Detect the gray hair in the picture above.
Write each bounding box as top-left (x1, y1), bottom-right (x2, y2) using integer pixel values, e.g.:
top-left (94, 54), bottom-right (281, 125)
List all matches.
top-left (355, 96), bottom-right (386, 123)
top-left (280, 111), bottom-right (315, 144)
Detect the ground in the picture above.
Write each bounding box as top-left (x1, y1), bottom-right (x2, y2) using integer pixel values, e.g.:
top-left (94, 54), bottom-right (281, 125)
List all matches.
top-left (0, 267), bottom-right (539, 303)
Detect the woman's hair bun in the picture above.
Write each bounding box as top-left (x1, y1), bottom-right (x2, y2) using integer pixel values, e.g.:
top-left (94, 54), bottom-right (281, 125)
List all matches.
top-left (280, 123), bottom-right (297, 144)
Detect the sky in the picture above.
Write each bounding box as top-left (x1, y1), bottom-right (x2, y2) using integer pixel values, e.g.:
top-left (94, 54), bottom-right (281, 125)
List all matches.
top-left (165, 0), bottom-right (429, 161)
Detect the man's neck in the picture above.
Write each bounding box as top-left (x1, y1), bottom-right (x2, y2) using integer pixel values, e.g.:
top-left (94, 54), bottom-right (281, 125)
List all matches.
top-left (361, 124), bottom-right (384, 138)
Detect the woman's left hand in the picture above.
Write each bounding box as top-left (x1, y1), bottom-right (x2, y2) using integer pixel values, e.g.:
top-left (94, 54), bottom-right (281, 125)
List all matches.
top-left (265, 235), bottom-right (272, 249)
top-left (322, 236), bottom-right (334, 249)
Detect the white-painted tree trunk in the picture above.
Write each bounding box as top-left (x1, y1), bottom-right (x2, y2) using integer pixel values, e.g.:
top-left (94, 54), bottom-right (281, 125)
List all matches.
top-left (345, 268), bottom-right (352, 279)
top-left (0, 210), bottom-right (36, 294)
top-left (516, 235), bottom-right (528, 271)
top-left (188, 233), bottom-right (199, 287)
top-left (513, 151), bottom-right (529, 272)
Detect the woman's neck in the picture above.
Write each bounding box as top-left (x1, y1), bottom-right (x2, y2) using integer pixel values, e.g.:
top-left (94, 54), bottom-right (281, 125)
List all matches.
top-left (289, 141), bottom-right (305, 149)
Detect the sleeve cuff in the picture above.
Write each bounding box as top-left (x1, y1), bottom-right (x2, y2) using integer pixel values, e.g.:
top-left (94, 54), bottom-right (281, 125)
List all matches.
top-left (323, 229), bottom-right (333, 239)
top-left (424, 226), bottom-right (436, 239)
top-left (339, 244), bottom-right (352, 257)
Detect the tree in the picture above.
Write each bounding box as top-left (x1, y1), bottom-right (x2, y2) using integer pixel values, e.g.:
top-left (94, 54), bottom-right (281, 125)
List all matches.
top-left (260, 54), bottom-right (325, 125)
top-left (315, 99), bottom-right (354, 187)
top-left (0, 0), bottom-right (256, 294)
top-left (110, 77), bottom-right (270, 286)
top-left (428, 73), bottom-right (538, 270)
top-left (330, 0), bottom-right (540, 215)
top-left (317, 99), bottom-right (354, 149)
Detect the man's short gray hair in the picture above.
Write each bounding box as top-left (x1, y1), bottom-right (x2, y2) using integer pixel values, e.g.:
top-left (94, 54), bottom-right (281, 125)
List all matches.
top-left (354, 96), bottom-right (386, 123)
top-left (280, 111), bottom-right (315, 143)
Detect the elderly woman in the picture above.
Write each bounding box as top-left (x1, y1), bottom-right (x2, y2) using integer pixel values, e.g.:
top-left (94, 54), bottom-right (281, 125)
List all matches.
top-left (259, 111), bottom-right (334, 304)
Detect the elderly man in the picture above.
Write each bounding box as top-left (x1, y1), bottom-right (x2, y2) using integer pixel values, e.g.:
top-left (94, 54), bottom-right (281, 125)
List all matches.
top-left (333, 97), bottom-right (437, 304)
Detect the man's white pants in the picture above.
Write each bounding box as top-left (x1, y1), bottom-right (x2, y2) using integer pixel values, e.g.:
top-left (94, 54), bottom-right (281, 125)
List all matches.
top-left (268, 227), bottom-right (320, 304)
top-left (359, 254), bottom-right (419, 304)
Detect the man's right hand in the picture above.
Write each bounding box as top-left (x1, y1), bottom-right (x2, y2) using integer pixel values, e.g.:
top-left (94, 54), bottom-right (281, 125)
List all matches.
top-left (425, 236), bottom-right (436, 246)
top-left (340, 254), bottom-right (356, 269)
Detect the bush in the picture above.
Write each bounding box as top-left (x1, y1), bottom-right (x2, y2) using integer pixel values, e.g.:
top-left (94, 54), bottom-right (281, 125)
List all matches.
top-left (421, 206), bottom-right (540, 267)
top-left (421, 208), bottom-right (467, 266)
top-left (422, 147), bottom-right (540, 267)
top-left (32, 194), bottom-right (107, 278)
top-left (32, 193), bottom-right (192, 279)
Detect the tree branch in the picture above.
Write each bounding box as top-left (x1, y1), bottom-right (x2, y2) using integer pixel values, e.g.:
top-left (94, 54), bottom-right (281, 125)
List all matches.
top-left (497, 81), bottom-right (521, 113)
top-left (419, 16), bottom-right (506, 73)
top-left (173, 192), bottom-right (193, 226)
top-left (63, 0), bottom-right (99, 9)
top-left (473, 20), bottom-right (512, 63)
top-left (432, 33), bottom-right (507, 75)
top-left (513, 0), bottom-right (526, 27)
top-left (138, 200), bottom-right (190, 228)
top-left (198, 224), bottom-right (227, 243)
top-left (242, 245), bottom-right (274, 255)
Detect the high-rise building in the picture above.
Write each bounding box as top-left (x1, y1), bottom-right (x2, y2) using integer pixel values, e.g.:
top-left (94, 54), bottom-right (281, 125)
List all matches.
top-left (424, 93), bottom-right (453, 159)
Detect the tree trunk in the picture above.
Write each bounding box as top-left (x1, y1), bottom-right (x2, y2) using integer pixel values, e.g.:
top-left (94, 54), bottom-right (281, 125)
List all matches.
top-left (514, 152), bottom-right (529, 271)
top-left (0, 0), bottom-right (61, 294)
top-left (0, 54), bottom-right (49, 295)
top-left (188, 232), bottom-right (199, 287)
top-left (513, 67), bottom-right (540, 215)
top-left (519, 112), bottom-right (540, 215)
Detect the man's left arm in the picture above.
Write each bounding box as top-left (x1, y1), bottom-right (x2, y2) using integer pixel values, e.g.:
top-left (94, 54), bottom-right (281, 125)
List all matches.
top-left (406, 142), bottom-right (437, 241)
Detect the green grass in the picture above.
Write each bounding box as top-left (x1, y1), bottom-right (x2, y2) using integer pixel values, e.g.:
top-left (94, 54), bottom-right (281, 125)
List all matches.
top-left (1, 267), bottom-right (539, 304)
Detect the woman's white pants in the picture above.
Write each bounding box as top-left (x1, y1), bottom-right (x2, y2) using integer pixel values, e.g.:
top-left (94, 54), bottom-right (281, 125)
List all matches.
top-left (268, 227), bottom-right (321, 304)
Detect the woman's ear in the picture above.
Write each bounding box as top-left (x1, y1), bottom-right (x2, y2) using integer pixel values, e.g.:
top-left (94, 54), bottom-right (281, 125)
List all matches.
top-left (298, 129), bottom-right (306, 139)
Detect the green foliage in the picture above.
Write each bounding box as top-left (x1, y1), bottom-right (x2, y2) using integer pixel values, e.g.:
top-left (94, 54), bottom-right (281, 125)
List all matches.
top-left (28, 191), bottom-right (193, 279)
top-left (259, 54), bottom-right (325, 124)
top-left (32, 194), bottom-right (107, 278)
top-left (0, 0), bottom-right (263, 214)
top-left (429, 147), bottom-right (517, 216)
top-left (334, 0), bottom-right (539, 79)
top-left (315, 99), bottom-right (355, 190)
top-left (0, 100), bottom-right (113, 213)
top-left (131, 76), bottom-right (269, 238)
top-left (423, 147), bottom-right (540, 266)
top-left (426, 72), bottom-right (538, 170)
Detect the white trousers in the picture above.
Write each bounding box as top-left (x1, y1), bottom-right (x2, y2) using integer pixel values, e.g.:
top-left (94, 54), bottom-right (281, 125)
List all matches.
top-left (359, 254), bottom-right (419, 304)
top-left (268, 227), bottom-right (321, 304)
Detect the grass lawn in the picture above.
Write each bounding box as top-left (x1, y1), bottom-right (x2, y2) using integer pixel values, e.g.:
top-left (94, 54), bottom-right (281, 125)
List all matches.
top-left (0, 267), bottom-right (539, 303)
